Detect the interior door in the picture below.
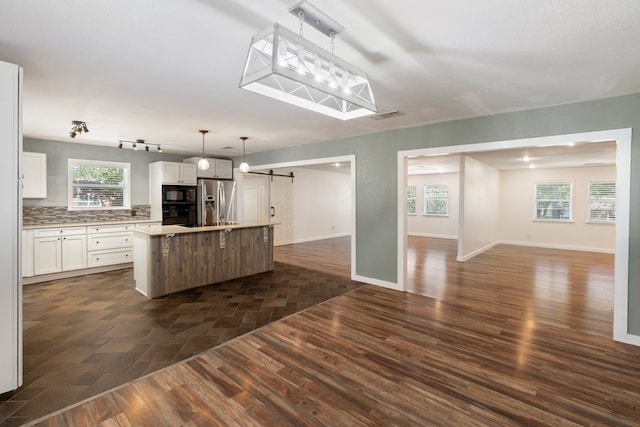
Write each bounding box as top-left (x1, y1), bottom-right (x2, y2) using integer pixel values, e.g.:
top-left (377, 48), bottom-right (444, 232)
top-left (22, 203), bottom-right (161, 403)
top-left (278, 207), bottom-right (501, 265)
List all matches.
top-left (242, 175), bottom-right (268, 223)
top-left (270, 174), bottom-right (293, 246)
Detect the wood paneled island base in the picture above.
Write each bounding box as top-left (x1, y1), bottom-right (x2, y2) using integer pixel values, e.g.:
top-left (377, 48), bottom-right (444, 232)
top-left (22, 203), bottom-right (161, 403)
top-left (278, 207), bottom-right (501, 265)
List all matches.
top-left (133, 223), bottom-right (274, 298)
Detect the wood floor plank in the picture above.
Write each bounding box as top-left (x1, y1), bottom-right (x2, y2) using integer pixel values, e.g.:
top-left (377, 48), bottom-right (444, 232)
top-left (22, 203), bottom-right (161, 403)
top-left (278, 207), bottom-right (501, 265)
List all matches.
top-left (24, 237), bottom-right (640, 426)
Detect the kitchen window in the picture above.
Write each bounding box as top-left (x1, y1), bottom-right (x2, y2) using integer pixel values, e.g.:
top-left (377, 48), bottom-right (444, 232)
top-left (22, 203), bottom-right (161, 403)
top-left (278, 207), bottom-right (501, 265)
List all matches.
top-left (535, 182), bottom-right (572, 221)
top-left (424, 184), bottom-right (448, 216)
top-left (407, 185), bottom-right (417, 215)
top-left (68, 159), bottom-right (130, 210)
top-left (588, 180), bottom-right (616, 223)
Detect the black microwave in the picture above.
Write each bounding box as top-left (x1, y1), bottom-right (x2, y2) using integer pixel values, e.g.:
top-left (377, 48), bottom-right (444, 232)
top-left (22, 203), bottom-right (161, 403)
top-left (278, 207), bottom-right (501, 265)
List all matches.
top-left (162, 185), bottom-right (196, 203)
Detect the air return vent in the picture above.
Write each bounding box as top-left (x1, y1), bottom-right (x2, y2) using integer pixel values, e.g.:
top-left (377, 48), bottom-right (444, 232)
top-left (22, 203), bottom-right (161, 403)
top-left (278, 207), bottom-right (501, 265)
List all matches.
top-left (370, 110), bottom-right (404, 120)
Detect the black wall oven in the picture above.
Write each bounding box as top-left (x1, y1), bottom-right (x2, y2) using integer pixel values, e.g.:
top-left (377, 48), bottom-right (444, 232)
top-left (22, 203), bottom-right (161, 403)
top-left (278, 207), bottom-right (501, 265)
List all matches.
top-left (161, 185), bottom-right (197, 226)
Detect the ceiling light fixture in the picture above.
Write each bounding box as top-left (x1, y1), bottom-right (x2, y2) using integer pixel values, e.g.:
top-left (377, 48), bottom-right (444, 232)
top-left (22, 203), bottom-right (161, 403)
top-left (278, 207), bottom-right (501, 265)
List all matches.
top-left (239, 0), bottom-right (376, 120)
top-left (198, 130), bottom-right (210, 170)
top-left (239, 137), bottom-right (250, 173)
top-left (69, 120), bottom-right (89, 138)
top-left (117, 139), bottom-right (161, 152)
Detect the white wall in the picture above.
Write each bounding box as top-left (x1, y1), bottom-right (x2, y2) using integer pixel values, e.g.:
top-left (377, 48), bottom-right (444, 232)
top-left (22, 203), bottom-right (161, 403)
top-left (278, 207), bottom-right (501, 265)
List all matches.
top-left (459, 156), bottom-right (501, 260)
top-left (407, 172), bottom-right (459, 239)
top-left (499, 165), bottom-right (616, 252)
top-left (290, 167), bottom-right (351, 243)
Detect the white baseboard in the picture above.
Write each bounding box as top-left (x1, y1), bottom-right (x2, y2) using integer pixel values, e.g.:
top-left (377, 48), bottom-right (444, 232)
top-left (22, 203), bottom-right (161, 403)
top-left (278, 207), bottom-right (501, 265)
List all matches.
top-left (499, 240), bottom-right (615, 254)
top-left (352, 274), bottom-right (402, 292)
top-left (456, 241), bottom-right (499, 262)
top-left (22, 263), bottom-right (132, 285)
top-left (615, 332), bottom-right (640, 346)
top-left (293, 232), bottom-right (351, 244)
top-left (408, 232), bottom-right (457, 239)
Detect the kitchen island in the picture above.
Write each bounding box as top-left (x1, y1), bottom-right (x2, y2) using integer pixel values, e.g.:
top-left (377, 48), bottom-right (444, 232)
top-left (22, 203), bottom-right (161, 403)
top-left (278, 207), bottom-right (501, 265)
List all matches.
top-left (133, 222), bottom-right (274, 298)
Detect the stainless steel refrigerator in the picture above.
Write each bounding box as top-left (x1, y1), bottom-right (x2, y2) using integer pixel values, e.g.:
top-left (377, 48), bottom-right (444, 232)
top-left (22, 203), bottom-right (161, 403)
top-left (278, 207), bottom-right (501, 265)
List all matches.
top-left (196, 179), bottom-right (237, 226)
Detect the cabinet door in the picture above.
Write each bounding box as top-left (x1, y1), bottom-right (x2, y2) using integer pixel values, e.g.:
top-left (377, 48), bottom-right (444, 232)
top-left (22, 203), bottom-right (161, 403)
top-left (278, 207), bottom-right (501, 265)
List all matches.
top-left (181, 163), bottom-right (197, 184)
top-left (62, 235), bottom-right (86, 271)
top-left (33, 236), bottom-right (61, 275)
top-left (162, 162), bottom-right (182, 183)
top-left (214, 159), bottom-right (233, 180)
top-left (21, 230), bottom-right (33, 278)
top-left (22, 152), bottom-right (47, 198)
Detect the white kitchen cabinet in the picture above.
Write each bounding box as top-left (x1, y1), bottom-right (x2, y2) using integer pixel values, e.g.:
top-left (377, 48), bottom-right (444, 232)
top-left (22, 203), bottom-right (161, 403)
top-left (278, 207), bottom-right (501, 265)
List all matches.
top-left (87, 224), bottom-right (133, 268)
top-left (22, 229), bottom-right (33, 278)
top-left (183, 157), bottom-right (233, 180)
top-left (61, 234), bottom-right (87, 271)
top-left (33, 226), bottom-right (87, 275)
top-left (33, 235), bottom-right (61, 275)
top-left (22, 152), bottom-right (47, 198)
top-left (151, 161), bottom-right (197, 185)
top-left (213, 158), bottom-right (233, 179)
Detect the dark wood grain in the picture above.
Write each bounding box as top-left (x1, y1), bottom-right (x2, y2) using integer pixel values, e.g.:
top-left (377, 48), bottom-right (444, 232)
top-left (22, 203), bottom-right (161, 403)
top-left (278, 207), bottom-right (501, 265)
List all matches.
top-left (31, 238), bottom-right (640, 426)
top-left (274, 236), bottom-right (351, 278)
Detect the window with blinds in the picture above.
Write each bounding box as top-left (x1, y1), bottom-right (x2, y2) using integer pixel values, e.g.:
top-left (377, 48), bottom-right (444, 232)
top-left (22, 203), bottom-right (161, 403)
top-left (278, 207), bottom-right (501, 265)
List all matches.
top-left (588, 181), bottom-right (616, 222)
top-left (407, 185), bottom-right (417, 215)
top-left (68, 159), bottom-right (130, 210)
top-left (535, 183), bottom-right (572, 221)
top-left (424, 184), bottom-right (448, 216)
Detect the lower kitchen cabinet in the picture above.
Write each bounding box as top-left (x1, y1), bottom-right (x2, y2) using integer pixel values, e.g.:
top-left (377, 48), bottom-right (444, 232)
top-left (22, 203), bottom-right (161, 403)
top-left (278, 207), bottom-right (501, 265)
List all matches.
top-left (33, 227), bottom-right (86, 275)
top-left (87, 224), bottom-right (134, 268)
top-left (25, 222), bottom-right (161, 281)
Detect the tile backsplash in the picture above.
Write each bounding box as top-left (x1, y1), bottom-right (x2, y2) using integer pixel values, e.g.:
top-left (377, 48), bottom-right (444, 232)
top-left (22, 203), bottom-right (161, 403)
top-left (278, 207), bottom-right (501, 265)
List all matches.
top-left (23, 205), bottom-right (151, 225)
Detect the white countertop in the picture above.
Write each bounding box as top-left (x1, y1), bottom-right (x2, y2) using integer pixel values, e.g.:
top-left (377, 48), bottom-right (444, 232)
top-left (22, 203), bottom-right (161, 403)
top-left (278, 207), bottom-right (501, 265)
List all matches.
top-left (23, 219), bottom-right (160, 230)
top-left (133, 222), bottom-right (275, 236)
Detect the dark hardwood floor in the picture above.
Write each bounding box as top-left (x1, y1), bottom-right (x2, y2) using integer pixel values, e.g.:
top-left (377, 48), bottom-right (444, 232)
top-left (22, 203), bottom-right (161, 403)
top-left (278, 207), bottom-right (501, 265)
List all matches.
top-left (23, 236), bottom-right (640, 426)
top-left (274, 236), bottom-right (351, 278)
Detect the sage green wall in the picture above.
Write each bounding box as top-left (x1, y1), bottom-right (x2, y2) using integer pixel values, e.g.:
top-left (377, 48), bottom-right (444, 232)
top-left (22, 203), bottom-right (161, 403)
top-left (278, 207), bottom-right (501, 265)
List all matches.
top-left (23, 138), bottom-right (184, 207)
top-left (239, 93), bottom-right (640, 334)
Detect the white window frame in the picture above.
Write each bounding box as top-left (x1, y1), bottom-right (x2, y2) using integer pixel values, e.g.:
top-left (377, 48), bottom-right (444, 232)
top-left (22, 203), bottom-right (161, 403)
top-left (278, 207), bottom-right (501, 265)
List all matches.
top-left (423, 184), bottom-right (448, 216)
top-left (407, 185), bottom-right (417, 215)
top-left (68, 159), bottom-right (131, 211)
top-left (534, 181), bottom-right (573, 222)
top-left (587, 180), bottom-right (616, 224)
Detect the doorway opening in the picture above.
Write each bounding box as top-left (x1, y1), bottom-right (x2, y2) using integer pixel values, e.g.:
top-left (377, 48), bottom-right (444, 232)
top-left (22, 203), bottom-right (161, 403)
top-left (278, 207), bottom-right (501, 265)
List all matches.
top-left (397, 128), bottom-right (633, 345)
top-left (236, 155), bottom-right (356, 280)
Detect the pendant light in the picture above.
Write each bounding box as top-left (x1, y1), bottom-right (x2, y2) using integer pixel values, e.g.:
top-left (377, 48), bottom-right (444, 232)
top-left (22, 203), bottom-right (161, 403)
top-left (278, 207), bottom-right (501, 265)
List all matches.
top-left (239, 137), bottom-right (250, 173)
top-left (198, 130), bottom-right (209, 170)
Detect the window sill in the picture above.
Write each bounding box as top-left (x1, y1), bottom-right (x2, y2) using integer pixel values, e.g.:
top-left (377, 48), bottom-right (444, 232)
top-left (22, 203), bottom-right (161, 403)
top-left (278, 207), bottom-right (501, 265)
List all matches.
top-left (532, 219), bottom-right (573, 223)
top-left (586, 220), bottom-right (615, 225)
top-left (423, 214), bottom-right (449, 217)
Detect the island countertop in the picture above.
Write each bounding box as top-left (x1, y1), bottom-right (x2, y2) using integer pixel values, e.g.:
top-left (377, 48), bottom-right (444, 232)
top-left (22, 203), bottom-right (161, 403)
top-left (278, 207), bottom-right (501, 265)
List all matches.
top-left (131, 221), bottom-right (276, 236)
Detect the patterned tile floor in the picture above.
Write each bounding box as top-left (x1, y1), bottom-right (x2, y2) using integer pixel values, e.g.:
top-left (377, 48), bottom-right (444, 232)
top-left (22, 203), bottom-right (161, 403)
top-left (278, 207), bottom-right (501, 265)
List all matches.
top-left (0, 262), bottom-right (362, 426)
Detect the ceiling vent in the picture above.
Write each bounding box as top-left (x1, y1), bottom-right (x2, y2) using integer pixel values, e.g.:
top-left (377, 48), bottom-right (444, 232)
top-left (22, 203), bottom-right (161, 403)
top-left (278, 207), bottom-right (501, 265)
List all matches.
top-left (218, 146), bottom-right (234, 150)
top-left (370, 110), bottom-right (404, 120)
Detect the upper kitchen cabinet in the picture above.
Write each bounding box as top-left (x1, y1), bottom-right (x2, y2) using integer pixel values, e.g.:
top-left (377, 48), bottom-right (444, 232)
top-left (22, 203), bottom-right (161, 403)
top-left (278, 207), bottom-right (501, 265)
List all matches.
top-left (183, 157), bottom-right (233, 180)
top-left (22, 152), bottom-right (47, 198)
top-left (150, 161), bottom-right (197, 185)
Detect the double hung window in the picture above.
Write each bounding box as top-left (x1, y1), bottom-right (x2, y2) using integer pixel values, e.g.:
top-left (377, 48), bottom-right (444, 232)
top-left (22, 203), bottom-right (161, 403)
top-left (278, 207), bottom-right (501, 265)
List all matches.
top-left (68, 159), bottom-right (130, 210)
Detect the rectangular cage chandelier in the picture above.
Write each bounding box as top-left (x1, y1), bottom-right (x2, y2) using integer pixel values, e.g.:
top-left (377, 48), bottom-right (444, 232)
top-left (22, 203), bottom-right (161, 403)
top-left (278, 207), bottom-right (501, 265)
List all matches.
top-left (239, 1), bottom-right (376, 120)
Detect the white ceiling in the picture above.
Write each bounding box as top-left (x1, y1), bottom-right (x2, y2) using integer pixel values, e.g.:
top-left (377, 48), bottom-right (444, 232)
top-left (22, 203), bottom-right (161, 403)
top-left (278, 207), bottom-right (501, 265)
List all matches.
top-left (1, 1), bottom-right (639, 159)
top-left (408, 140), bottom-right (617, 175)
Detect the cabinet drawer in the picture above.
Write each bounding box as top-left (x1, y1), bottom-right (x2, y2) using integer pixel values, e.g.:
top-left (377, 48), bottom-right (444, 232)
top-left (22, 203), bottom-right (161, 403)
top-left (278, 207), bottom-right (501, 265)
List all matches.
top-left (88, 233), bottom-right (132, 250)
top-left (33, 226), bottom-right (86, 238)
top-left (88, 249), bottom-right (132, 267)
top-left (87, 224), bottom-right (133, 234)
top-left (134, 222), bottom-right (161, 230)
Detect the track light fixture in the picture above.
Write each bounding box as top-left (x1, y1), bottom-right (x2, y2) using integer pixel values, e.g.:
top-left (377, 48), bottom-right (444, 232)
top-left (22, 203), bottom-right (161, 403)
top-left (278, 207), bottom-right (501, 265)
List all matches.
top-left (198, 130), bottom-right (210, 170)
top-left (69, 121), bottom-right (89, 138)
top-left (117, 139), bottom-right (162, 152)
top-left (239, 137), bottom-right (250, 173)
